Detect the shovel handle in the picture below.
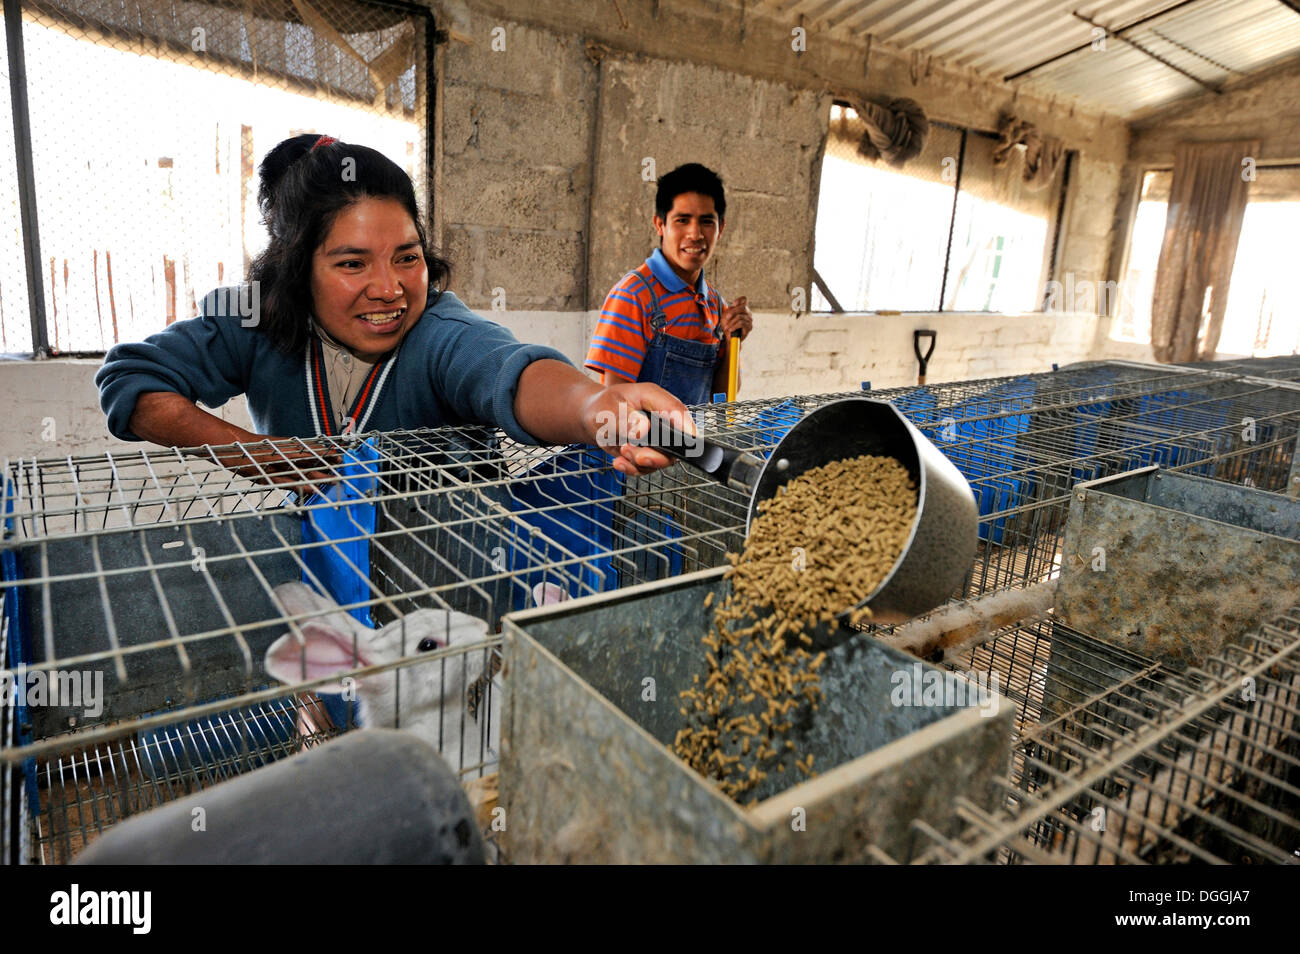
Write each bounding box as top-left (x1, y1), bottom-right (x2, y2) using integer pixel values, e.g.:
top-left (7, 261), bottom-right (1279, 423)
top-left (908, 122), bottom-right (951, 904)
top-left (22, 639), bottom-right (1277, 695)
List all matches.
top-left (726, 336), bottom-right (741, 402)
top-left (913, 329), bottom-right (936, 385)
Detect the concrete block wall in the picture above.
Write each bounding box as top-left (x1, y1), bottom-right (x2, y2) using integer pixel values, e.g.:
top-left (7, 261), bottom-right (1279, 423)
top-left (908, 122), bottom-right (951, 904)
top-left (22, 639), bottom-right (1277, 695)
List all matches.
top-left (585, 55), bottom-right (828, 309)
top-left (437, 0), bottom-right (1131, 301)
top-left (436, 15), bottom-right (597, 309)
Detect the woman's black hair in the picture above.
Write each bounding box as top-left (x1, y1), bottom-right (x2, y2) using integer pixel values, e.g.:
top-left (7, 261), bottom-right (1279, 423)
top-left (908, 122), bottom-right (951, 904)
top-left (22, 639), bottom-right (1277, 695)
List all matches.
top-left (248, 134), bottom-right (450, 354)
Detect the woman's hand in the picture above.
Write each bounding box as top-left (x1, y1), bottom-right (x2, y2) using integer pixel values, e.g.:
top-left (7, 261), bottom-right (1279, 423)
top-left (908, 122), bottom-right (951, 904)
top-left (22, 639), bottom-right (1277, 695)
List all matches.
top-left (128, 392), bottom-right (341, 495)
top-left (514, 360), bottom-right (695, 476)
top-left (211, 438), bottom-right (342, 497)
top-left (579, 381), bottom-right (698, 477)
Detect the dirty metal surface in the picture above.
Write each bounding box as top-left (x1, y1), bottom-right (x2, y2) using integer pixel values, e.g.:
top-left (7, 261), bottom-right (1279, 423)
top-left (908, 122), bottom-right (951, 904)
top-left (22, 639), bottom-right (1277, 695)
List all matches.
top-left (500, 567), bottom-right (1012, 863)
top-left (1057, 468), bottom-right (1300, 670)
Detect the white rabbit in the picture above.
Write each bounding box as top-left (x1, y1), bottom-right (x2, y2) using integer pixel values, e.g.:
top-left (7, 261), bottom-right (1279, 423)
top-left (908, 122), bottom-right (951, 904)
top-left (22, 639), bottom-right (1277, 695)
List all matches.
top-left (263, 581), bottom-right (501, 775)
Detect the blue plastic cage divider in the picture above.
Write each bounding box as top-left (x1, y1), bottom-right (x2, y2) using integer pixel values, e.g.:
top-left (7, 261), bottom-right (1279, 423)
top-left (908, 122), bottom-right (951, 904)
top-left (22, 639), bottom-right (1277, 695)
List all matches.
top-left (1126, 390), bottom-right (1189, 467)
top-left (897, 385), bottom-right (1025, 543)
top-left (985, 377), bottom-right (1037, 544)
top-left (1, 478), bottom-right (38, 815)
top-left (1124, 389), bottom-right (1230, 469)
top-left (741, 399), bottom-right (802, 458)
top-left (507, 446), bottom-right (622, 610)
top-left (300, 439), bottom-right (382, 628)
top-left (621, 504), bottom-right (685, 585)
top-left (1071, 398), bottom-right (1112, 482)
top-left (1056, 366), bottom-right (1119, 483)
top-left (934, 378), bottom-right (1036, 545)
top-left (298, 439), bottom-right (381, 731)
top-left (890, 388), bottom-right (938, 437)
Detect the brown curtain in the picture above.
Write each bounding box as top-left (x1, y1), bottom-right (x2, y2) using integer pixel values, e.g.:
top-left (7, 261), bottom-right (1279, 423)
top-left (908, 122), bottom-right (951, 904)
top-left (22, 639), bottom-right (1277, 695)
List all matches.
top-left (1150, 140), bottom-right (1258, 362)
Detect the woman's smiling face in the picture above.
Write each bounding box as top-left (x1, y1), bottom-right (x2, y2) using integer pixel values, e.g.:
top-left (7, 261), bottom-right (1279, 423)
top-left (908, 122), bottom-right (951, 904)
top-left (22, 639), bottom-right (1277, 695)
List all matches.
top-left (310, 197), bottom-right (429, 360)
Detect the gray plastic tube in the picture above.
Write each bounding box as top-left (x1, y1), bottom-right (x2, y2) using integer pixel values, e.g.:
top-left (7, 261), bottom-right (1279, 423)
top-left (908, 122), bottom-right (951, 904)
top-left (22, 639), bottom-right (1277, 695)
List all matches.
top-left (76, 729), bottom-right (485, 865)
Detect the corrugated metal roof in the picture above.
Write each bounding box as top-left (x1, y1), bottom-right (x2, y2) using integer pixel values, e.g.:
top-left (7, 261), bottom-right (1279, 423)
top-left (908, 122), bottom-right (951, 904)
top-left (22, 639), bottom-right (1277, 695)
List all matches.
top-left (771, 0), bottom-right (1300, 118)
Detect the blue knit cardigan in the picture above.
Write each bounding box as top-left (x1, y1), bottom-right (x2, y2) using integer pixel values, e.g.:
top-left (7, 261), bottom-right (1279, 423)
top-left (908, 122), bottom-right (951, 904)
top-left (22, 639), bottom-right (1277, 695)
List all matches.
top-left (96, 288), bottom-right (572, 445)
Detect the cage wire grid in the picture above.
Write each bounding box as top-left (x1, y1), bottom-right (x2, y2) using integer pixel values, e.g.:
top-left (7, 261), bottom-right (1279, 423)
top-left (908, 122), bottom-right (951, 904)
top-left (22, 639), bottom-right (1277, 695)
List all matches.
top-left (1, 358), bottom-right (1298, 864)
top-left (884, 606), bottom-right (1300, 865)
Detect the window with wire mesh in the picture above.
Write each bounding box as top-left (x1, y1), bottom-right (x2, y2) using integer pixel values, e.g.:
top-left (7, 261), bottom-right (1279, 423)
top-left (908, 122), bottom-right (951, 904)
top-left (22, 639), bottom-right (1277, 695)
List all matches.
top-left (812, 104), bottom-right (1063, 314)
top-left (2, 0), bottom-right (429, 355)
top-left (1116, 165), bottom-right (1300, 355)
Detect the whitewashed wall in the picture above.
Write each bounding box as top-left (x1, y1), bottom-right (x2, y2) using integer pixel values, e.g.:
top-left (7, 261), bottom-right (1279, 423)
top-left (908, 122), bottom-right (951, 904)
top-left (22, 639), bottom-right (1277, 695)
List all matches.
top-left (0, 309), bottom-right (1159, 465)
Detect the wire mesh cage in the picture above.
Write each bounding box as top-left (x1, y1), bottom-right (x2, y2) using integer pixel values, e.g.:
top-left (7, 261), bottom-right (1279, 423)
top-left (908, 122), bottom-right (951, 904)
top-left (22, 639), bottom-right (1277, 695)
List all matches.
top-left (1181, 353), bottom-right (1300, 384)
top-left (2, 360), bottom-right (1298, 864)
top-left (872, 361), bottom-right (1300, 600)
top-left (887, 606), bottom-right (1300, 865)
top-left (0, 398), bottom-right (820, 864)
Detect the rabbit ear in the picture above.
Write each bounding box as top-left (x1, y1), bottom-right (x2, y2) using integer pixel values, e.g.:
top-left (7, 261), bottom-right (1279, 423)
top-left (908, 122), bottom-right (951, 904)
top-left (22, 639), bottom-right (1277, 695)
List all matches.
top-left (533, 582), bottom-right (569, 606)
top-left (264, 622), bottom-right (375, 691)
top-left (273, 581), bottom-right (369, 639)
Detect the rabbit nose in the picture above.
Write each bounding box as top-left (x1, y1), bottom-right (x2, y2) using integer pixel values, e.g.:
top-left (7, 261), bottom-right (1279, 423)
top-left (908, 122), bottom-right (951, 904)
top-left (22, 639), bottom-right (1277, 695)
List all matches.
top-left (417, 636), bottom-right (442, 652)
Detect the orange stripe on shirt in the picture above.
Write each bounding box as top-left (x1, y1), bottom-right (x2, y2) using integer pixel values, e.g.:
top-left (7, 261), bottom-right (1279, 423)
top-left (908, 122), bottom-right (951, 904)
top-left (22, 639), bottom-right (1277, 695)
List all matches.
top-left (584, 263), bottom-right (722, 382)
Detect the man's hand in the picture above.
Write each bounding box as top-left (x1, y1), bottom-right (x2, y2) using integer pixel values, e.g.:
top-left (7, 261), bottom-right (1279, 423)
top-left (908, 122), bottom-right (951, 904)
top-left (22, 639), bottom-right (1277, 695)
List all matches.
top-left (579, 381), bottom-right (698, 477)
top-left (720, 296), bottom-right (753, 341)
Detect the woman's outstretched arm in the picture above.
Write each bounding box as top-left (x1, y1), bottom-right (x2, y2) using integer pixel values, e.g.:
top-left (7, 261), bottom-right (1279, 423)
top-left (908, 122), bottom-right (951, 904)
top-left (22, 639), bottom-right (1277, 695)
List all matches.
top-left (513, 359), bottom-right (695, 476)
top-left (128, 392), bottom-right (339, 492)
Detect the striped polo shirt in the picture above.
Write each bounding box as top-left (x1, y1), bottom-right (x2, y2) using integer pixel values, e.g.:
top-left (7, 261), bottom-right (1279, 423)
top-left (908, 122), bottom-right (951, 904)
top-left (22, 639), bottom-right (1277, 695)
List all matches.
top-left (585, 248), bottom-right (724, 383)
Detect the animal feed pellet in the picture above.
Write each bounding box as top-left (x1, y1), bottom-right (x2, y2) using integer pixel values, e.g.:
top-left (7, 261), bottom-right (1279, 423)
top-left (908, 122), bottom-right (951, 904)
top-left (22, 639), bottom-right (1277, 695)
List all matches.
top-left (673, 454), bottom-right (918, 803)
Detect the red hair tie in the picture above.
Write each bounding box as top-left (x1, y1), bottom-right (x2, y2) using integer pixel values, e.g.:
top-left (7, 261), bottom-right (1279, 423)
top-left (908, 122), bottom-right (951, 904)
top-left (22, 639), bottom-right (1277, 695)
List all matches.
top-left (311, 135), bottom-right (338, 151)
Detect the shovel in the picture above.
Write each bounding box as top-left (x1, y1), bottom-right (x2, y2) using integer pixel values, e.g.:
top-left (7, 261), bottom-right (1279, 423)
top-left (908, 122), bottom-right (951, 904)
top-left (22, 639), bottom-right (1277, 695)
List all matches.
top-left (913, 329), bottom-right (936, 386)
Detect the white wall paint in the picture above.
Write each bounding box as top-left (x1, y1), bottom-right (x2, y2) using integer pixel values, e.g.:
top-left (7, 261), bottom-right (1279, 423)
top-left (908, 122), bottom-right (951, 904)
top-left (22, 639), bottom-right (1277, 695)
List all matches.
top-left (0, 310), bottom-right (1145, 465)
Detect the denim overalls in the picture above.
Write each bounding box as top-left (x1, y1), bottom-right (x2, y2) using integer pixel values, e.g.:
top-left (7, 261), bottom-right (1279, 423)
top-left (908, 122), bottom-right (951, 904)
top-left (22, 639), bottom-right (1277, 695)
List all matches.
top-left (629, 272), bottom-right (721, 407)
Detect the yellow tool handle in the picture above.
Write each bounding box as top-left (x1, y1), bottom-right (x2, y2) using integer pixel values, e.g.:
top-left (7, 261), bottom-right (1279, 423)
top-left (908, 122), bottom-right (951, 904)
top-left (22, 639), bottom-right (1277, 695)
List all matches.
top-left (726, 335), bottom-right (740, 402)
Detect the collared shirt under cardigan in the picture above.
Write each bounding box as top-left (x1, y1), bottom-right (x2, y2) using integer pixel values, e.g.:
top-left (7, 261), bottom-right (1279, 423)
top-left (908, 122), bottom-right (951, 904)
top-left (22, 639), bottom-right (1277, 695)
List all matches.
top-left (312, 318), bottom-right (380, 433)
top-left (96, 288), bottom-right (571, 444)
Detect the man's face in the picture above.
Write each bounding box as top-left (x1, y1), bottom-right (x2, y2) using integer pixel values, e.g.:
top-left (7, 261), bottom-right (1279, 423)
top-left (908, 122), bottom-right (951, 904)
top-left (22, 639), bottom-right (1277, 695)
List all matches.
top-left (310, 197), bottom-right (429, 360)
top-left (654, 192), bottom-right (723, 281)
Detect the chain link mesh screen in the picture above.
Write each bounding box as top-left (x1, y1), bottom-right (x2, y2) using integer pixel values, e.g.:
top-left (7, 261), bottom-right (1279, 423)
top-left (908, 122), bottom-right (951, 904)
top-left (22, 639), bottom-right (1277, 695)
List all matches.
top-left (4, 0), bottom-right (430, 353)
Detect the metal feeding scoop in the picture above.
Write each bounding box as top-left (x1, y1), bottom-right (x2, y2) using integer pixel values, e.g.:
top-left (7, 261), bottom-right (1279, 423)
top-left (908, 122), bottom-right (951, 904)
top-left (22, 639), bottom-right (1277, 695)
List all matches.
top-left (633, 397), bottom-right (978, 625)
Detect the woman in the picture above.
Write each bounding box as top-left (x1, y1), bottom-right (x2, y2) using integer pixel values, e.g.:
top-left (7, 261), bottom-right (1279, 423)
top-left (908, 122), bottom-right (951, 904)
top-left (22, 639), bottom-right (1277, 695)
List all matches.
top-left (96, 134), bottom-right (689, 486)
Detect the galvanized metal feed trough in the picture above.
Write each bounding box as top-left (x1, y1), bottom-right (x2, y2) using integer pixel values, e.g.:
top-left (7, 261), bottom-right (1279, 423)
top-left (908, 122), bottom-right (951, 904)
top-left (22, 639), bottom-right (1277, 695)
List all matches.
top-left (1056, 466), bottom-right (1300, 671)
top-left (1040, 466), bottom-right (1300, 732)
top-left (501, 568), bottom-right (1012, 863)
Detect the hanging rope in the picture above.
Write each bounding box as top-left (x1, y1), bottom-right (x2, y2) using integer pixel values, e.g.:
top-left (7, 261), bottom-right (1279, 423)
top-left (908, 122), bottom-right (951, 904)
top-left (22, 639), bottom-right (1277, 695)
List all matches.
top-left (849, 96), bottom-right (929, 167)
top-left (993, 114), bottom-right (1065, 192)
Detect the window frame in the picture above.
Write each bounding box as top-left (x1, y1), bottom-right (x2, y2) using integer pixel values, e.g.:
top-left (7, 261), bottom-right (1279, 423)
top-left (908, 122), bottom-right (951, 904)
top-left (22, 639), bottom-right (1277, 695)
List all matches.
top-left (812, 105), bottom-right (1072, 316)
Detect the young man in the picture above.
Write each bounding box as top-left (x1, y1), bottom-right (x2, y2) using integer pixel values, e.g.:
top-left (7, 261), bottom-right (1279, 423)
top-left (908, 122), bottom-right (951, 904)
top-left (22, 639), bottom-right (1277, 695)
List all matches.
top-left (585, 163), bottom-right (754, 406)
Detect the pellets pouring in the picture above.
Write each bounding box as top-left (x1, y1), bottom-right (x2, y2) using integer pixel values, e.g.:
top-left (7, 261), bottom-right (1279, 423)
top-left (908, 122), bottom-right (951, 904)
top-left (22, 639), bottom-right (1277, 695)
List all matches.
top-left (632, 397), bottom-right (980, 635)
top-left (675, 454), bottom-right (924, 801)
top-left (645, 397), bottom-right (978, 802)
